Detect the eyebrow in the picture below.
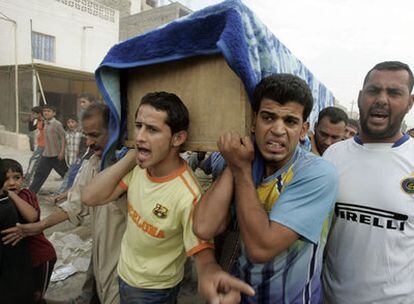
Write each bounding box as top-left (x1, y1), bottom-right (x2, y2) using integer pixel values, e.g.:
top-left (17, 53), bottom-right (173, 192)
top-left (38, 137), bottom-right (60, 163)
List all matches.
top-left (134, 121), bottom-right (159, 129)
top-left (259, 110), bottom-right (276, 116)
top-left (365, 84), bottom-right (405, 91)
top-left (260, 110), bottom-right (301, 119)
top-left (84, 132), bottom-right (100, 136)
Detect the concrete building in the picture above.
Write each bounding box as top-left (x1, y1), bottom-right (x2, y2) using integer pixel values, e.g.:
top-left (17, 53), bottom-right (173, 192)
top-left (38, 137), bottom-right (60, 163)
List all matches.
top-left (0, 0), bottom-right (192, 138)
top-left (0, 0), bottom-right (119, 72)
top-left (120, 2), bottom-right (191, 40)
top-left (0, 0), bottom-right (119, 134)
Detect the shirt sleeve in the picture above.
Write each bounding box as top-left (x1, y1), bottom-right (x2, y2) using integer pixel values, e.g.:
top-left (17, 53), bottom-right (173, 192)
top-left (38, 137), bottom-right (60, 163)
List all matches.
top-left (18, 189), bottom-right (40, 220)
top-left (59, 159), bottom-right (94, 225)
top-left (56, 122), bottom-right (66, 143)
top-left (75, 131), bottom-right (82, 149)
top-left (269, 158), bottom-right (338, 244)
top-left (119, 168), bottom-right (134, 190)
top-left (181, 192), bottom-right (214, 256)
top-left (28, 120), bottom-right (37, 132)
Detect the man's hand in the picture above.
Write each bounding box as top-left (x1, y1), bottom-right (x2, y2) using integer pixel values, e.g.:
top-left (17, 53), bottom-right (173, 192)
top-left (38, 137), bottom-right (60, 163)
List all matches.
top-left (198, 262), bottom-right (255, 304)
top-left (218, 132), bottom-right (254, 172)
top-left (1, 221), bottom-right (45, 245)
top-left (58, 151), bottom-right (64, 161)
top-left (1, 225), bottom-right (24, 246)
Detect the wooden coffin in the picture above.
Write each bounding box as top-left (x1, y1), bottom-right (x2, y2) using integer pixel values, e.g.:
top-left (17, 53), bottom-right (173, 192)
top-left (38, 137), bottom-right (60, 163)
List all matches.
top-left (126, 54), bottom-right (252, 151)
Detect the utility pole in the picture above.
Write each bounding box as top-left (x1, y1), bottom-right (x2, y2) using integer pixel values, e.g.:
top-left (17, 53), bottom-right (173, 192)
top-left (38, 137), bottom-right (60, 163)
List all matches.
top-left (81, 26), bottom-right (94, 70)
top-left (350, 99), bottom-right (355, 119)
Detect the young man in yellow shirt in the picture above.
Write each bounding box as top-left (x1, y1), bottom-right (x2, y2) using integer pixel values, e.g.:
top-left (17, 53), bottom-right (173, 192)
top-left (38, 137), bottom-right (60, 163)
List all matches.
top-left (82, 92), bottom-right (253, 303)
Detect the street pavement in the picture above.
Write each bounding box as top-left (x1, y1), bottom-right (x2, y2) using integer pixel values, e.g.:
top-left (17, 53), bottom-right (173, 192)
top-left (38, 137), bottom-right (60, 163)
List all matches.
top-left (0, 144), bottom-right (202, 303)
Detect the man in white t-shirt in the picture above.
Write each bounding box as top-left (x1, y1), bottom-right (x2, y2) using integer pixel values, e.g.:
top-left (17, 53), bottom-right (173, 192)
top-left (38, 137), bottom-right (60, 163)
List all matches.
top-left (323, 61), bottom-right (414, 303)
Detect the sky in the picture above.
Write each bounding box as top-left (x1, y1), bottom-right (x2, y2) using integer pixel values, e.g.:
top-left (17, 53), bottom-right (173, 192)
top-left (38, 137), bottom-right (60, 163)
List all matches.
top-left (174, 0), bottom-right (414, 128)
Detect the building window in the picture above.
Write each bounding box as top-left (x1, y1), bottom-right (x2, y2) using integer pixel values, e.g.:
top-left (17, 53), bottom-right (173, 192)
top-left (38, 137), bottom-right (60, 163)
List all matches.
top-left (32, 32), bottom-right (55, 62)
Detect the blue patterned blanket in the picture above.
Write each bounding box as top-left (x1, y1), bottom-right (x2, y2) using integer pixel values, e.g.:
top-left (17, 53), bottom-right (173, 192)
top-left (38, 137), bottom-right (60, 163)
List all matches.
top-left (95, 0), bottom-right (334, 171)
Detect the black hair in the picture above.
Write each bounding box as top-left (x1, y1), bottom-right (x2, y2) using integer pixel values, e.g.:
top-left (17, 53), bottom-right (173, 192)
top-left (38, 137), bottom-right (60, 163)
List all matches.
top-left (1, 158), bottom-right (23, 176)
top-left (347, 118), bottom-right (360, 131)
top-left (77, 92), bottom-right (98, 103)
top-left (31, 106), bottom-right (42, 114)
top-left (81, 103), bottom-right (109, 129)
top-left (363, 61), bottom-right (414, 93)
top-left (42, 104), bottom-right (56, 112)
top-left (252, 74), bottom-right (314, 121)
top-left (66, 114), bottom-right (78, 123)
top-left (317, 106), bottom-right (348, 125)
top-left (136, 92), bottom-right (189, 134)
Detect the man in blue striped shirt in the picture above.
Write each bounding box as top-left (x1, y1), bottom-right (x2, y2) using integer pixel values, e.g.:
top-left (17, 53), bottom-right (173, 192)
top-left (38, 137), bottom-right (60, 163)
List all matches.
top-left (194, 74), bottom-right (338, 303)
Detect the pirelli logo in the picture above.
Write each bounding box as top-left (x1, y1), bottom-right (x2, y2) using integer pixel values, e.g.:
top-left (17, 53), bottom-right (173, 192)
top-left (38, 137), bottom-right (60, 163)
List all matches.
top-left (335, 202), bottom-right (408, 231)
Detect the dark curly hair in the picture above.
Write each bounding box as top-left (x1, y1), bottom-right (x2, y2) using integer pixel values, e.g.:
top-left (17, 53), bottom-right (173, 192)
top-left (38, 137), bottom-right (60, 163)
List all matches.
top-left (252, 74), bottom-right (314, 121)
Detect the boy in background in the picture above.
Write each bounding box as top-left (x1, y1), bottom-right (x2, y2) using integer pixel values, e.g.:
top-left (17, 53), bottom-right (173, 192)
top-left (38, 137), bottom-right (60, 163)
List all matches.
top-left (26, 106), bottom-right (45, 186)
top-left (48, 115), bottom-right (84, 197)
top-left (2, 158), bottom-right (56, 303)
top-left (65, 115), bottom-right (82, 167)
top-left (30, 104), bottom-right (67, 193)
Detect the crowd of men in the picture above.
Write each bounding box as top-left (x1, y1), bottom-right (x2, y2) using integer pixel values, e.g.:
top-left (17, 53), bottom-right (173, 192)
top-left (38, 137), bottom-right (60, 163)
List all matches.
top-left (1, 60), bottom-right (413, 304)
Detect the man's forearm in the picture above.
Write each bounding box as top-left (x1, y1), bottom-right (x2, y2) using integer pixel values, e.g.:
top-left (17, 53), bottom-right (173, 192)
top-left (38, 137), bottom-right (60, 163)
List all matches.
top-left (233, 167), bottom-right (274, 261)
top-left (82, 150), bottom-right (136, 205)
top-left (233, 167), bottom-right (299, 263)
top-left (42, 209), bottom-right (69, 230)
top-left (193, 167), bottom-right (233, 240)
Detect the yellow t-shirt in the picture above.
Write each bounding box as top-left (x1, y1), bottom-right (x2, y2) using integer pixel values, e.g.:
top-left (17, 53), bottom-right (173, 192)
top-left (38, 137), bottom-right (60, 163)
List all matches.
top-left (117, 162), bottom-right (213, 289)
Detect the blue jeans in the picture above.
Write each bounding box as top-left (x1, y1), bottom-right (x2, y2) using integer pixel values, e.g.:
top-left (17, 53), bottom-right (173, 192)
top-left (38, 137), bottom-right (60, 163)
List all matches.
top-left (118, 277), bottom-right (180, 304)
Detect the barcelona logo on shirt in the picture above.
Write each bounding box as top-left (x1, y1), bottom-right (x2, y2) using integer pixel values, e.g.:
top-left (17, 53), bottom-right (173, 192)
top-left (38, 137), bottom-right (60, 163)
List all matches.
top-left (401, 176), bottom-right (414, 194)
top-left (153, 203), bottom-right (168, 218)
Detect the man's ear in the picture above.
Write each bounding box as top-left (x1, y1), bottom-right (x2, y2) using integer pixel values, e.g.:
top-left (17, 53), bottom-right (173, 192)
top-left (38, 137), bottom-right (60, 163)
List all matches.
top-left (407, 94), bottom-right (414, 113)
top-left (171, 130), bottom-right (187, 148)
top-left (250, 113), bottom-right (257, 133)
top-left (300, 121), bottom-right (310, 140)
top-left (357, 90), bottom-right (362, 109)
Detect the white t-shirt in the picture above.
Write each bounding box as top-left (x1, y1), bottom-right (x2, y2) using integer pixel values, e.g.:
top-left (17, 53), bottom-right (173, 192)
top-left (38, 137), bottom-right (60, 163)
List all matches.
top-left (323, 135), bottom-right (414, 304)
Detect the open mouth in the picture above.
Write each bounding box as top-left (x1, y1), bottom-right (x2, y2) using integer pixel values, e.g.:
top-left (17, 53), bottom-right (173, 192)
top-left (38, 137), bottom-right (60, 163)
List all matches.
top-left (369, 109), bottom-right (388, 123)
top-left (137, 147), bottom-right (151, 161)
top-left (266, 141), bottom-right (285, 153)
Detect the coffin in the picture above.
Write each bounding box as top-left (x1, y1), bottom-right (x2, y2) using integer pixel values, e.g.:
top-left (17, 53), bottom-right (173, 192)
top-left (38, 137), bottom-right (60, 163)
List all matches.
top-left (125, 54), bottom-right (252, 151)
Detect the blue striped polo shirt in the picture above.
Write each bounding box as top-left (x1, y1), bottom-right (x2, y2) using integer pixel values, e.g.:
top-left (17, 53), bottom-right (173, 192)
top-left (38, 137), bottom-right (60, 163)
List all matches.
top-left (236, 146), bottom-right (338, 304)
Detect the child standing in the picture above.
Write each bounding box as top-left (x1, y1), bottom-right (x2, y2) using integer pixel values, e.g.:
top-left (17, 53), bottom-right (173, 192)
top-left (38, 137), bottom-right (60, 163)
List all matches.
top-left (26, 106), bottom-right (45, 186)
top-left (65, 115), bottom-right (82, 167)
top-left (0, 158), bottom-right (35, 303)
top-left (2, 159), bottom-right (56, 303)
top-left (29, 104), bottom-right (67, 193)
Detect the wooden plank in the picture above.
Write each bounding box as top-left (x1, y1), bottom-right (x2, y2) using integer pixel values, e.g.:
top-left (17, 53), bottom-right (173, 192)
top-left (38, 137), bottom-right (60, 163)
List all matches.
top-left (126, 54), bottom-right (252, 151)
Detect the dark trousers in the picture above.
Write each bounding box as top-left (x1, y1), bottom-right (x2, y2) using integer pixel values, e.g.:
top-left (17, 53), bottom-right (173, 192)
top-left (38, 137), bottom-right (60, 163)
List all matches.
top-left (29, 156), bottom-right (68, 193)
top-left (33, 257), bottom-right (56, 303)
top-left (118, 277), bottom-right (180, 304)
